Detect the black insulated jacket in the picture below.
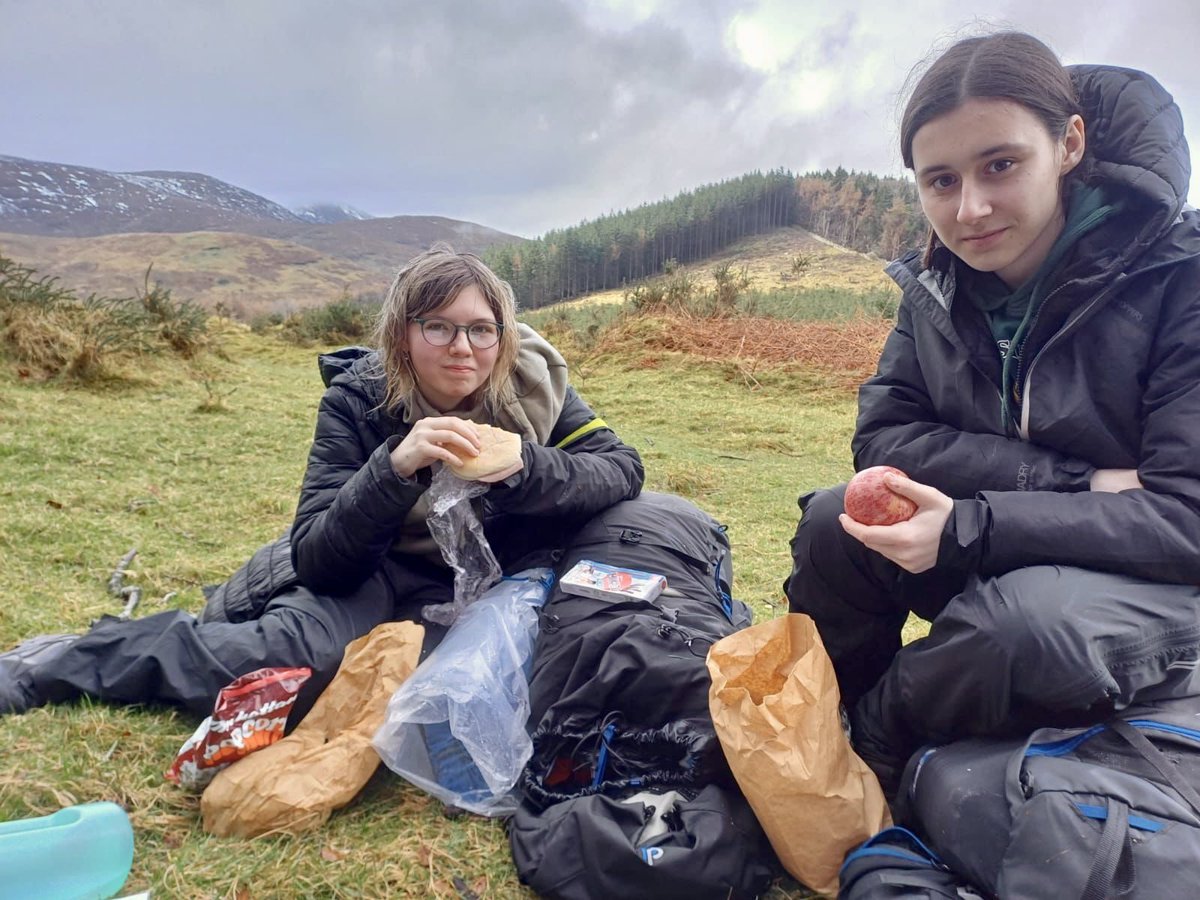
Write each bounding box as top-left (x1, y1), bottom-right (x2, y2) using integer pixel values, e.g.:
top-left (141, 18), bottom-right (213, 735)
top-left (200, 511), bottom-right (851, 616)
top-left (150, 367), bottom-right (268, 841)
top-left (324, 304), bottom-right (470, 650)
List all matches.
top-left (855, 65), bottom-right (1200, 586)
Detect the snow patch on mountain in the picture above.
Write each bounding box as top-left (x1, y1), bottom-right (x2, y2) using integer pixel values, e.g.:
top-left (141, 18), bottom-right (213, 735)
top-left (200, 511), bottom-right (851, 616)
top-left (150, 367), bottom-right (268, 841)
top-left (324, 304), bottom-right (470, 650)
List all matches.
top-left (0, 154), bottom-right (304, 234)
top-left (294, 203), bottom-right (373, 224)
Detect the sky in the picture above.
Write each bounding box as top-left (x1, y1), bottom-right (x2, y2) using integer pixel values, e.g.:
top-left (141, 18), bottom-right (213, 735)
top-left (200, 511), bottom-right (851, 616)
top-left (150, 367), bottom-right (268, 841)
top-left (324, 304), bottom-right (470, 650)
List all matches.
top-left (3, 0), bottom-right (1198, 238)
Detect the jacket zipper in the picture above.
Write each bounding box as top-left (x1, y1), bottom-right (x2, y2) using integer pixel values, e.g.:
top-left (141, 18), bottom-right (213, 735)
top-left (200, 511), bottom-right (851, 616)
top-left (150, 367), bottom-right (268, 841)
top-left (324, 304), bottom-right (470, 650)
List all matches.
top-left (1017, 251), bottom-right (1196, 439)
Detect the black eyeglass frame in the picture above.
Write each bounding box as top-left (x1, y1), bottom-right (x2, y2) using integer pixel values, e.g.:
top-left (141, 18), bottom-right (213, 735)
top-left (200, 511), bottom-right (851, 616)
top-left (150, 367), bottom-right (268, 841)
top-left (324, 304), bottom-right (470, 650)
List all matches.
top-left (411, 317), bottom-right (505, 349)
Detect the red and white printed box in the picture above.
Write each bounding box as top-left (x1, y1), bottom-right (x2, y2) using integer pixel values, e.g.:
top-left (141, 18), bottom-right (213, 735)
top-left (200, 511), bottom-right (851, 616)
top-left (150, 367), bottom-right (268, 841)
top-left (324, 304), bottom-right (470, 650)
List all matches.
top-left (559, 560), bottom-right (667, 603)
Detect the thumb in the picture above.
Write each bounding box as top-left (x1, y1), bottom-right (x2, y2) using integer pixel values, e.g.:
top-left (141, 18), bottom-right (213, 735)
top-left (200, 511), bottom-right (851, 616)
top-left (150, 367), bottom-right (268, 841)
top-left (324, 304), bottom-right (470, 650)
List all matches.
top-left (886, 474), bottom-right (946, 508)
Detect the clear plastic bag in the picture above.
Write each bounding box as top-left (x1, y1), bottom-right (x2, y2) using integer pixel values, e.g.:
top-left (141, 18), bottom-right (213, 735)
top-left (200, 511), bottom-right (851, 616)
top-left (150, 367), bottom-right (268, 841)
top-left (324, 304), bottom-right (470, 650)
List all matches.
top-left (373, 568), bottom-right (552, 816)
top-left (422, 465), bottom-right (502, 626)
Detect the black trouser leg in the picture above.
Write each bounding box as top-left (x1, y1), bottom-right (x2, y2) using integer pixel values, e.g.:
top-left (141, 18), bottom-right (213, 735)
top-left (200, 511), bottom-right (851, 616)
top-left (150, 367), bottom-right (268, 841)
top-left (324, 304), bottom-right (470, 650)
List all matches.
top-left (784, 485), bottom-right (966, 707)
top-left (27, 558), bottom-right (455, 719)
top-left (29, 579), bottom-right (396, 718)
top-left (855, 565), bottom-right (1200, 772)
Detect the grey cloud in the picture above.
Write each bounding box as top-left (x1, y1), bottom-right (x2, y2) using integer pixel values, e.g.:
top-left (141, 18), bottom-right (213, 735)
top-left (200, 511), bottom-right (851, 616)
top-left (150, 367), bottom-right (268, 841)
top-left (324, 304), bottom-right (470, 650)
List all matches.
top-left (1, 0), bottom-right (1196, 237)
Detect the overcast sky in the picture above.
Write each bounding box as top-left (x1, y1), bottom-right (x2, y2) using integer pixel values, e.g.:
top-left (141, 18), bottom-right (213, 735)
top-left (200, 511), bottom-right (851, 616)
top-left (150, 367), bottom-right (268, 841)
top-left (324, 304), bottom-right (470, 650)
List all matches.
top-left (3, 0), bottom-right (1197, 238)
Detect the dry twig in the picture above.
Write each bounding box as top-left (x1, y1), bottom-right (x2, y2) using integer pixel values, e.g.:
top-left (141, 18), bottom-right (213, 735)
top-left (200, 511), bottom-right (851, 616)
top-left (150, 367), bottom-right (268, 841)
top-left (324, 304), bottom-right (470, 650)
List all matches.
top-left (108, 547), bottom-right (138, 597)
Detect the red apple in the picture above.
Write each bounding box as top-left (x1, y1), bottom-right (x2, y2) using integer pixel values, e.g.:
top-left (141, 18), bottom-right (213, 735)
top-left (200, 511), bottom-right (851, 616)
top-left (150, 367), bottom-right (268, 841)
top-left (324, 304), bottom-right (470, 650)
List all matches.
top-left (844, 466), bottom-right (918, 526)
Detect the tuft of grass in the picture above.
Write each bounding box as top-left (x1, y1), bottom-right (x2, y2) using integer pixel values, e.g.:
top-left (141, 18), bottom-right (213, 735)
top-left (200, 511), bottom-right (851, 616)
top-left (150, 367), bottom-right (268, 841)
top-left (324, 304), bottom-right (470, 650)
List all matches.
top-left (278, 295), bottom-right (379, 346)
top-left (0, 255), bottom-right (211, 380)
top-left (1, 317), bottom-right (902, 898)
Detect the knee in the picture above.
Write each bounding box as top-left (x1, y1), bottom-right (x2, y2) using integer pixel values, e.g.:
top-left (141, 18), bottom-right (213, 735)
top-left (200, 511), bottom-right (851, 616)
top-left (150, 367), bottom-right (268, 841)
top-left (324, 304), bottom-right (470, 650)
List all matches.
top-left (786, 485), bottom-right (854, 605)
top-left (956, 566), bottom-right (1074, 662)
top-left (788, 486), bottom-right (849, 564)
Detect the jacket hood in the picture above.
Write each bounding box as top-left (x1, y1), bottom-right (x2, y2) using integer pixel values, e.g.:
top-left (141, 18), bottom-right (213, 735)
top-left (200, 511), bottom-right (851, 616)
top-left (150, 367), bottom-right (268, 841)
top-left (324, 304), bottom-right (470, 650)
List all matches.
top-left (1070, 64), bottom-right (1191, 231)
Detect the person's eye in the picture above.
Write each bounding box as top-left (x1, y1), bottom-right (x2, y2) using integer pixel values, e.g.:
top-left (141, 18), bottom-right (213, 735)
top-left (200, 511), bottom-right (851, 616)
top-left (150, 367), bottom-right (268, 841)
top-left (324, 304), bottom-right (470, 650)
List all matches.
top-left (987, 159), bottom-right (1014, 175)
top-left (424, 319), bottom-right (453, 337)
top-left (928, 174), bottom-right (956, 191)
top-left (469, 323), bottom-right (498, 338)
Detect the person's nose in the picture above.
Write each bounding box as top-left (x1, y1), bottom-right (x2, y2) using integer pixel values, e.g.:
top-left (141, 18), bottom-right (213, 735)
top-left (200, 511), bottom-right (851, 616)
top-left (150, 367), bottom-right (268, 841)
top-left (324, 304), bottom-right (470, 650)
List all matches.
top-left (957, 178), bottom-right (992, 224)
top-left (447, 328), bottom-right (473, 355)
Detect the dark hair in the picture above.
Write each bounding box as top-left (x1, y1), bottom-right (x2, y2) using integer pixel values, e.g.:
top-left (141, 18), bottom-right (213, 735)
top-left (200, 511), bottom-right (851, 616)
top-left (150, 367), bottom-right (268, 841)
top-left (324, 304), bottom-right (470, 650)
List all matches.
top-left (900, 32), bottom-right (1082, 169)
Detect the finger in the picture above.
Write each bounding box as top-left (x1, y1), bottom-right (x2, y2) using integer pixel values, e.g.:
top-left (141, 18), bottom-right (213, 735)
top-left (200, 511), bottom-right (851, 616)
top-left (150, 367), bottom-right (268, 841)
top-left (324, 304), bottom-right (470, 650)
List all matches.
top-left (426, 429), bottom-right (481, 458)
top-left (884, 474), bottom-right (945, 507)
top-left (414, 417), bottom-right (482, 449)
top-left (437, 418), bottom-right (482, 449)
top-left (839, 513), bottom-right (874, 544)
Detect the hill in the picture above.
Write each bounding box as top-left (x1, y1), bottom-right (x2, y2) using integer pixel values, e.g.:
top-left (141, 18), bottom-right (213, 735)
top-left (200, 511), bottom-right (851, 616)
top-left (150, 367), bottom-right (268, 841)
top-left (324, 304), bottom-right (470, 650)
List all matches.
top-left (554, 225), bottom-right (896, 309)
top-left (0, 230), bottom-right (382, 319)
top-left (0, 154), bottom-right (524, 312)
top-left (0, 154), bottom-right (303, 236)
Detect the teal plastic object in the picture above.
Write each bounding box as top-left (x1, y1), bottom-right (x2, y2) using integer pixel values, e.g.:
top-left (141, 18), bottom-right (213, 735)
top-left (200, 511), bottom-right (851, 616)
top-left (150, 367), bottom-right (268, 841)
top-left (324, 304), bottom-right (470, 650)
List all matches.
top-left (0, 801), bottom-right (134, 899)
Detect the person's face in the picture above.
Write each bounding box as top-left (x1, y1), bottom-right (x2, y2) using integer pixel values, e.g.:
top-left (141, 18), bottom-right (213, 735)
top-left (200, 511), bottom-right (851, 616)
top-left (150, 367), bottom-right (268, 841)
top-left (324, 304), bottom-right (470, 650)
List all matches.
top-left (405, 284), bottom-right (501, 411)
top-left (912, 98), bottom-right (1084, 287)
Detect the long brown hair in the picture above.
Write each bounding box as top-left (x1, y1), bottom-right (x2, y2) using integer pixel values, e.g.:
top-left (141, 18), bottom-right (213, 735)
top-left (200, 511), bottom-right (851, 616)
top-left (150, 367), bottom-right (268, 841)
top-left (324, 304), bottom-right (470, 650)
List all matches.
top-left (372, 244), bottom-right (520, 413)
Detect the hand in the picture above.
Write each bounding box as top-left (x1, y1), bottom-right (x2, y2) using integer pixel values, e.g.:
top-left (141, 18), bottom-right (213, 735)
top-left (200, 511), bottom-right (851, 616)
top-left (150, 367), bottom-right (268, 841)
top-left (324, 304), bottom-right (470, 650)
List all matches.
top-left (1090, 468), bottom-right (1143, 493)
top-left (473, 457), bottom-right (524, 484)
top-left (389, 417), bottom-right (481, 478)
top-left (839, 475), bottom-right (953, 574)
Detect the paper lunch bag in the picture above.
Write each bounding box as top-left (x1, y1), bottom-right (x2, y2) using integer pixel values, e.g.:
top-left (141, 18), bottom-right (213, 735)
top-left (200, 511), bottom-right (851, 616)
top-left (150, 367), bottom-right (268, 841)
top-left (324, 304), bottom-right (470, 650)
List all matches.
top-left (202, 620), bottom-right (424, 837)
top-left (706, 613), bottom-right (891, 896)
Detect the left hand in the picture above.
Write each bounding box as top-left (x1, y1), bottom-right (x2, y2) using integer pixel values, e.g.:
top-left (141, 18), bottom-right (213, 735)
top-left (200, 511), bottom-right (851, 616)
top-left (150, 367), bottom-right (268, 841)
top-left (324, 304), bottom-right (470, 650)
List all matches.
top-left (839, 474), bottom-right (954, 574)
top-left (472, 457), bottom-right (524, 484)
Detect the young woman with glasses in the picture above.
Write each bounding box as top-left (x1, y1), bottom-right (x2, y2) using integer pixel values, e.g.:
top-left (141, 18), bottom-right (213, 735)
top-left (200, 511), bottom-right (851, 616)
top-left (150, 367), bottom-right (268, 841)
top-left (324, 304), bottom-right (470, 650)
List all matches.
top-left (1, 245), bottom-right (644, 719)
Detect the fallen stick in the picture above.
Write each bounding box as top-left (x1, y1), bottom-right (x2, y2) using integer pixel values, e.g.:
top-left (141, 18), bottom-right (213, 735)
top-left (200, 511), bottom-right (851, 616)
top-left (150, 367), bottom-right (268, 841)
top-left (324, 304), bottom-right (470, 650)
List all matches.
top-left (118, 586), bottom-right (142, 620)
top-left (108, 547), bottom-right (138, 598)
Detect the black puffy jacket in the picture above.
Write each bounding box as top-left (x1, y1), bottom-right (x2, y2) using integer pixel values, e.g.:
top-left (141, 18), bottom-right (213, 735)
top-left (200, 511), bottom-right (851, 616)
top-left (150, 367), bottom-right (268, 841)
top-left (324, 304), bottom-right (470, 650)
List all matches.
top-left (854, 65), bottom-right (1200, 585)
top-left (290, 340), bottom-right (644, 596)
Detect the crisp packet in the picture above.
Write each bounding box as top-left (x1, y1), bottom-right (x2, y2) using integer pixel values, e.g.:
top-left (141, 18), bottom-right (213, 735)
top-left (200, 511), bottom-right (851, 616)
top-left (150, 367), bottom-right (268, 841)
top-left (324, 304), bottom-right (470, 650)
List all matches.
top-left (166, 666), bottom-right (312, 791)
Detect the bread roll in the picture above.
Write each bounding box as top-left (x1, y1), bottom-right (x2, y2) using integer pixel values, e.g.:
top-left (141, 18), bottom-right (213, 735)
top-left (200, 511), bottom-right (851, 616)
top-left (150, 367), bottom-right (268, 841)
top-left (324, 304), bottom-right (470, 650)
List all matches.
top-left (447, 423), bottom-right (522, 480)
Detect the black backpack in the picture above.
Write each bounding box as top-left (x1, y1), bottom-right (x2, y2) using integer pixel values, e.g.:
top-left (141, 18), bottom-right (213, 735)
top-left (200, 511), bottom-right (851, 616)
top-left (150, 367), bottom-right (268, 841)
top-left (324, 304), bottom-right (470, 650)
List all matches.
top-left (898, 707), bottom-right (1200, 899)
top-left (838, 827), bottom-right (980, 899)
top-left (509, 783), bottom-right (774, 900)
top-left (512, 492), bottom-right (777, 895)
top-left (522, 492), bottom-right (753, 810)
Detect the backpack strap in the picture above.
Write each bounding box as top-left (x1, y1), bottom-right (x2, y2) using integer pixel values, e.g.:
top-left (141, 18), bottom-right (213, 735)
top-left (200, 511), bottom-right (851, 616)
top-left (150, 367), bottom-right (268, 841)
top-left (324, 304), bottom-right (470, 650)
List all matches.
top-left (1110, 720), bottom-right (1200, 814)
top-left (1080, 799), bottom-right (1130, 900)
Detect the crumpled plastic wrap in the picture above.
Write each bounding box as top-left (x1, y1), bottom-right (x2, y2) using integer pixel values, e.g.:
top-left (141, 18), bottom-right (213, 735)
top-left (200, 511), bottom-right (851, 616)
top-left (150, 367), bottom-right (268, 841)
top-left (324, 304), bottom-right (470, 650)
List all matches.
top-left (373, 568), bottom-right (552, 816)
top-left (422, 465), bottom-right (502, 626)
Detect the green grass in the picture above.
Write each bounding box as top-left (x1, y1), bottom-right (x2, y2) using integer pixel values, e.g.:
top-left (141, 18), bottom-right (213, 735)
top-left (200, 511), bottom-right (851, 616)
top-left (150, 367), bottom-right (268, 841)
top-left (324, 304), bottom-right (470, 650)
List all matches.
top-left (0, 318), bottom-right (905, 898)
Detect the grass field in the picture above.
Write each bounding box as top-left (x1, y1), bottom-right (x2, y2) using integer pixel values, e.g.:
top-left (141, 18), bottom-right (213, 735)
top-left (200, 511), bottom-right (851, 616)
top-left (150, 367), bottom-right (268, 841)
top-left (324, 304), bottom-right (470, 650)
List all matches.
top-left (0, 276), bottom-right (906, 896)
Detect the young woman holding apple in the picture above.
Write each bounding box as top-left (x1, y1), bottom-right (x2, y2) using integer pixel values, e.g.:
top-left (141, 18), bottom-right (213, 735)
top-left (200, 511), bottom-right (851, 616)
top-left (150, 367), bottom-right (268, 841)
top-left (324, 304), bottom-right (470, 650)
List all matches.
top-left (0, 245), bottom-right (644, 717)
top-left (785, 31), bottom-right (1200, 796)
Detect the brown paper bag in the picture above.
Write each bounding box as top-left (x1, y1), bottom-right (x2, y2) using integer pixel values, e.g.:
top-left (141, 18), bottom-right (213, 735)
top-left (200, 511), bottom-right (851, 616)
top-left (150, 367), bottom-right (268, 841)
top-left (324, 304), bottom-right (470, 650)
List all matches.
top-left (706, 613), bottom-right (891, 896)
top-left (202, 620), bottom-right (424, 837)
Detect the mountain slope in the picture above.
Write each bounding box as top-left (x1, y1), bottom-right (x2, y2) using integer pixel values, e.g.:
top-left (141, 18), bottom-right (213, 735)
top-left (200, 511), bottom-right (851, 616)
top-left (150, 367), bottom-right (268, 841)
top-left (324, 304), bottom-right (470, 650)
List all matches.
top-left (0, 155), bottom-right (304, 236)
top-left (0, 230), bottom-right (382, 319)
top-left (0, 154), bottom-right (524, 313)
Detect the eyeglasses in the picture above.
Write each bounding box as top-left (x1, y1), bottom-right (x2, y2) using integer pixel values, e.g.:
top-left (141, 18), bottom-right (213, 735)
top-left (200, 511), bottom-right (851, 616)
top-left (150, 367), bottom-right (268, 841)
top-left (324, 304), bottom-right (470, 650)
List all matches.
top-left (411, 317), bottom-right (504, 350)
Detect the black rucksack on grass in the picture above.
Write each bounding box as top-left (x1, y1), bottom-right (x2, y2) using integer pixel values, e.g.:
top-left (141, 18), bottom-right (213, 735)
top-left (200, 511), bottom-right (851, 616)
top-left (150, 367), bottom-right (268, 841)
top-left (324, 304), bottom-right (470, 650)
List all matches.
top-left (897, 707), bottom-right (1200, 899)
top-left (838, 827), bottom-right (981, 899)
top-left (509, 782), bottom-right (774, 900)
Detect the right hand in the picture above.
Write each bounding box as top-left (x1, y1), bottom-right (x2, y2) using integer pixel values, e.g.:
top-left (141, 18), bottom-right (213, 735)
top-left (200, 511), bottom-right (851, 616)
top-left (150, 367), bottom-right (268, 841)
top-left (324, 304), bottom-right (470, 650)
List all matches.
top-left (838, 475), bottom-right (953, 575)
top-left (1089, 468), bottom-right (1143, 493)
top-left (389, 417), bottom-right (481, 478)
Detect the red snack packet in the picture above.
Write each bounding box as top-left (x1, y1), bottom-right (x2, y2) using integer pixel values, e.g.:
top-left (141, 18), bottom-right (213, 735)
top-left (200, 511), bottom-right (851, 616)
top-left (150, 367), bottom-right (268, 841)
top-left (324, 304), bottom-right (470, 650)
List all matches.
top-left (166, 666), bottom-right (312, 791)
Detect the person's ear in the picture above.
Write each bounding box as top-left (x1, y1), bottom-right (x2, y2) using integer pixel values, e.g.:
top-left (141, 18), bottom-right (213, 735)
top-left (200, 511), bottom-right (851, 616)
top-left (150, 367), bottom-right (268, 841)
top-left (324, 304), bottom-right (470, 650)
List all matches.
top-left (1060, 114), bottom-right (1086, 175)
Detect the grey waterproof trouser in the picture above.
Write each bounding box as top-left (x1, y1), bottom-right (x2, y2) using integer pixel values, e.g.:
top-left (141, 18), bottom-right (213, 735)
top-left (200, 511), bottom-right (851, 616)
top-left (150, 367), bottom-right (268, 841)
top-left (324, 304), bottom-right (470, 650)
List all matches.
top-left (786, 485), bottom-right (1200, 765)
top-left (26, 559), bottom-right (452, 721)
